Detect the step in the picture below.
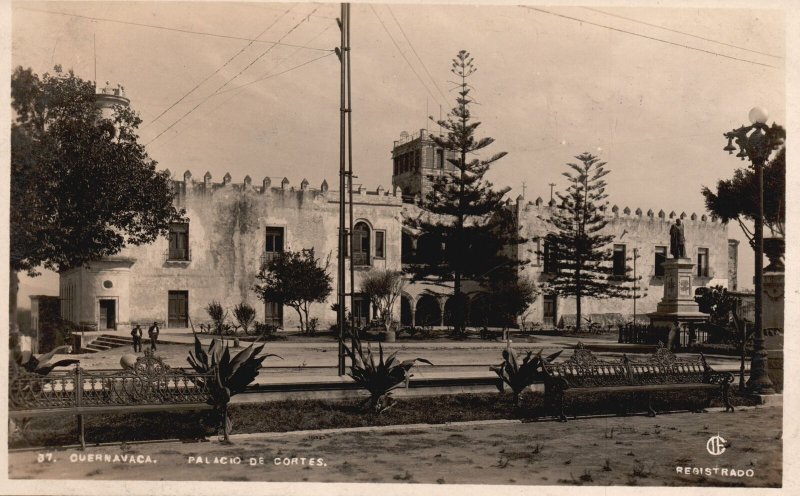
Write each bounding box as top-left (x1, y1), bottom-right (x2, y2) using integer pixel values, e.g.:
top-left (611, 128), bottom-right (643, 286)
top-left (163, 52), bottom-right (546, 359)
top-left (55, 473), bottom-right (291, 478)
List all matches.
top-left (94, 338), bottom-right (130, 346)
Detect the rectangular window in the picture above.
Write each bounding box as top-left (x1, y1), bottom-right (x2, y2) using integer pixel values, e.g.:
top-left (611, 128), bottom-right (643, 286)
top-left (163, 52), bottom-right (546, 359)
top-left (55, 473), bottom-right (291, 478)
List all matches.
top-left (375, 231), bottom-right (385, 258)
top-left (264, 226), bottom-right (284, 264)
top-left (436, 149), bottom-right (444, 169)
top-left (655, 246), bottom-right (667, 277)
top-left (543, 239), bottom-right (558, 274)
top-left (167, 291), bottom-right (188, 328)
top-left (168, 222), bottom-right (190, 260)
top-left (697, 248), bottom-right (709, 277)
top-left (613, 244), bottom-right (626, 277)
top-left (393, 158), bottom-right (398, 176)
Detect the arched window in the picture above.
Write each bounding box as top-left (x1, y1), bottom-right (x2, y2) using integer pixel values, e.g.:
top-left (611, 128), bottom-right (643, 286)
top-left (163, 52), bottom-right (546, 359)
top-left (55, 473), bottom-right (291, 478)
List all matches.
top-left (353, 221), bottom-right (371, 266)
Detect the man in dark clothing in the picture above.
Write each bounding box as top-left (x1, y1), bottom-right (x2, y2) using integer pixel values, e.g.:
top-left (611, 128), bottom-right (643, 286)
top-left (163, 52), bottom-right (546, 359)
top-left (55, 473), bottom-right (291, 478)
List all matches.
top-left (131, 325), bottom-right (143, 352)
top-left (148, 322), bottom-right (160, 351)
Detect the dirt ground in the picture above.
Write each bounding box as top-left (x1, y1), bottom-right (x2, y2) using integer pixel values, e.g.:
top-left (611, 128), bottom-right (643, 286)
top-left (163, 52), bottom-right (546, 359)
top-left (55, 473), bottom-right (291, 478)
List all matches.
top-left (8, 404), bottom-right (781, 487)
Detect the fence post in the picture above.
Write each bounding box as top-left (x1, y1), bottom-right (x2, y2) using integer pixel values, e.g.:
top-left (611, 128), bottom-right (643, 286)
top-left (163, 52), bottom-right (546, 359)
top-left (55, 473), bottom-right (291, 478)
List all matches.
top-left (75, 366), bottom-right (85, 450)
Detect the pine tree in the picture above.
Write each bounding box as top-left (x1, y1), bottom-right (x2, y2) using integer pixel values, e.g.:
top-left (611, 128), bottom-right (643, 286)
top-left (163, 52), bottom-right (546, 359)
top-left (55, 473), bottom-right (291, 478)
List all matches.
top-left (405, 50), bottom-right (524, 335)
top-left (543, 153), bottom-right (643, 331)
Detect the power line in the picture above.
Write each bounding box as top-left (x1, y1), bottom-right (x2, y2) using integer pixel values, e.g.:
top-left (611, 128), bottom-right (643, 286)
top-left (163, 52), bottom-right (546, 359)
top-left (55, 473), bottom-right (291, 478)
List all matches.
top-left (152, 23), bottom-right (336, 147)
top-left (17, 7), bottom-right (332, 52)
top-left (520, 6), bottom-right (780, 70)
top-left (369, 5), bottom-right (446, 109)
top-left (385, 6), bottom-right (449, 104)
top-left (214, 5), bottom-right (322, 95)
top-left (583, 7), bottom-right (782, 60)
top-left (145, 6), bottom-right (295, 128)
top-left (145, 6), bottom-right (322, 146)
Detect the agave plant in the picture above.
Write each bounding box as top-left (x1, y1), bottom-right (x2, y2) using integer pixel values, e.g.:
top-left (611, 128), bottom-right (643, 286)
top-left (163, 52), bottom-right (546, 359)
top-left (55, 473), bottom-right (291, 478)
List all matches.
top-left (343, 338), bottom-right (432, 414)
top-left (490, 348), bottom-right (563, 406)
top-left (187, 334), bottom-right (280, 442)
top-left (11, 345), bottom-right (79, 376)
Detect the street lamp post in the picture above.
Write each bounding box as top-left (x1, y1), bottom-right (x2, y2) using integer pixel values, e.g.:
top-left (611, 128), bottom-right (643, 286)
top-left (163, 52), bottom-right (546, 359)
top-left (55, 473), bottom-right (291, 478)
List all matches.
top-left (723, 107), bottom-right (784, 394)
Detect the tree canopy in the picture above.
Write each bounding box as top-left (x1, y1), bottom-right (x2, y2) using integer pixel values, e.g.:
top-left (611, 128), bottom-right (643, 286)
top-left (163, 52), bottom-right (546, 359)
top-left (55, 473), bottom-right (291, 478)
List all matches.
top-left (404, 50), bottom-right (525, 335)
top-left (544, 153), bottom-right (643, 331)
top-left (11, 66), bottom-right (183, 275)
top-left (702, 146), bottom-right (785, 245)
top-left (252, 249), bottom-right (332, 334)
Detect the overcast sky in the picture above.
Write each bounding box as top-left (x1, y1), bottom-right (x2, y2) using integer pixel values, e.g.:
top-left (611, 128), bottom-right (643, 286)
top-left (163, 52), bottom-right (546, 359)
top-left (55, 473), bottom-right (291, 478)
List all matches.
top-left (10, 1), bottom-right (787, 301)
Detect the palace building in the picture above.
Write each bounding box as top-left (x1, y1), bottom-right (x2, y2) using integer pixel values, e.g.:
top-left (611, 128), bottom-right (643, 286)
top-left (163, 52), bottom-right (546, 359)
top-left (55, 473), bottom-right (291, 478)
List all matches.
top-left (59, 91), bottom-right (736, 332)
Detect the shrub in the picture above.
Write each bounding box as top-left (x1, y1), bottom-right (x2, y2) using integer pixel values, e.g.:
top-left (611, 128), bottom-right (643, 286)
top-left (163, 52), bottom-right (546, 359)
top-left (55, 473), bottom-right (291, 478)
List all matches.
top-left (232, 303), bottom-right (256, 335)
top-left (343, 338), bottom-right (432, 413)
top-left (205, 301), bottom-right (234, 336)
top-left (186, 335), bottom-right (280, 442)
top-left (490, 348), bottom-right (562, 406)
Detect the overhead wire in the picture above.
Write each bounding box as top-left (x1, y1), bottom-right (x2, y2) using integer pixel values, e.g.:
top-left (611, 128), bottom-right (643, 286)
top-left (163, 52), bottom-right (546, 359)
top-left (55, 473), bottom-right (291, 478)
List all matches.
top-left (145, 5), bottom-right (323, 146)
top-left (520, 6), bottom-right (780, 69)
top-left (582, 7), bottom-right (782, 60)
top-left (369, 4), bottom-right (447, 109)
top-left (385, 6), bottom-right (449, 104)
top-left (152, 23), bottom-right (337, 148)
top-left (145, 5), bottom-right (296, 128)
top-left (16, 6), bottom-right (333, 52)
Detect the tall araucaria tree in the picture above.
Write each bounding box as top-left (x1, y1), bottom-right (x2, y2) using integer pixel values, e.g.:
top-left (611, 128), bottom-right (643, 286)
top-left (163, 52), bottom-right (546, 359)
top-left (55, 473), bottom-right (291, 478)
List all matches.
top-left (10, 66), bottom-right (184, 337)
top-left (543, 153), bottom-right (643, 331)
top-left (405, 50), bottom-right (525, 336)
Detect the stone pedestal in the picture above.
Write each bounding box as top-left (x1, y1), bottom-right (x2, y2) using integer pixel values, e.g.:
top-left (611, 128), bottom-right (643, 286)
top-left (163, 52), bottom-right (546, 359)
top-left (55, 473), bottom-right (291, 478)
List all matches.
top-left (648, 258), bottom-right (708, 328)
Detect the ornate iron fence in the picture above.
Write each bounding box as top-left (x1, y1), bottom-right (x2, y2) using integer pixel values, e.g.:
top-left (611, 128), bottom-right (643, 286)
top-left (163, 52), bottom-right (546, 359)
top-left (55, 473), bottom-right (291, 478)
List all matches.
top-left (9, 351), bottom-right (213, 412)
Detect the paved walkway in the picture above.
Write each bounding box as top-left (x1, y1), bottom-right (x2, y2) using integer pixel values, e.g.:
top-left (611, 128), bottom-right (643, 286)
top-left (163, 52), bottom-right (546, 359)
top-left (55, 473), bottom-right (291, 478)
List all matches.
top-left (8, 404), bottom-right (781, 486)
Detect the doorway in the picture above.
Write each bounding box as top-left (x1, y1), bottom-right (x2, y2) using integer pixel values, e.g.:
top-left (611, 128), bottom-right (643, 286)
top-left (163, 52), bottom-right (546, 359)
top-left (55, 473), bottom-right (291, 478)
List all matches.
top-left (543, 294), bottom-right (557, 328)
top-left (98, 299), bottom-right (117, 330)
top-left (168, 291), bottom-right (189, 328)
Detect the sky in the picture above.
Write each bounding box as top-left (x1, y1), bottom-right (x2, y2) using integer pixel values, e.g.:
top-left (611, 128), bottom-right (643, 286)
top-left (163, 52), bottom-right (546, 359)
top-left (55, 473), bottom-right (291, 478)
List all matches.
top-left (9, 1), bottom-right (787, 303)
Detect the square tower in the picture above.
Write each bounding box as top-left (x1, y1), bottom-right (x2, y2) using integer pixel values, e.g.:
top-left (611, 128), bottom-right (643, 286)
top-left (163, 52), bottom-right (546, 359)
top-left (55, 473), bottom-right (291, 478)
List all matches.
top-left (391, 129), bottom-right (458, 203)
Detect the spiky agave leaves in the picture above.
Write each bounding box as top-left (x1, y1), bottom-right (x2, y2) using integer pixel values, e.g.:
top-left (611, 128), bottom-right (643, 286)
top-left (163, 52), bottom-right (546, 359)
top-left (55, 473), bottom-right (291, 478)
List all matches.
top-left (490, 348), bottom-right (563, 406)
top-left (187, 334), bottom-right (281, 440)
top-left (343, 340), bottom-right (432, 413)
top-left (11, 345), bottom-right (79, 376)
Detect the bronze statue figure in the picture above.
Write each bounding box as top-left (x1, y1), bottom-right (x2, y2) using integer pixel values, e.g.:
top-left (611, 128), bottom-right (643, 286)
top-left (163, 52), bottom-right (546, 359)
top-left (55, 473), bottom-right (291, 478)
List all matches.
top-left (669, 219), bottom-right (686, 259)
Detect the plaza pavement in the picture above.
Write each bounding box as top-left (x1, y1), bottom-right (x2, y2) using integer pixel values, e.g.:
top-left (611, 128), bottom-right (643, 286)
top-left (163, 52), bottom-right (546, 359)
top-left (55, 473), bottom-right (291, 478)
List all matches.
top-left (7, 404), bottom-right (781, 486)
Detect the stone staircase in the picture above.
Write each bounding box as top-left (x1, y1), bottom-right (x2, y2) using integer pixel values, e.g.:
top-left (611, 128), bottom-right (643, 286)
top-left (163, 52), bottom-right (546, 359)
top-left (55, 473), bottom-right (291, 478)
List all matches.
top-left (83, 334), bottom-right (133, 353)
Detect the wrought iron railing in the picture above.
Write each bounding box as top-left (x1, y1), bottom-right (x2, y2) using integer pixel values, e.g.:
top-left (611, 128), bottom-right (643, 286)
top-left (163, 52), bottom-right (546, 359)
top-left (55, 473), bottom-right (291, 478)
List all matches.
top-left (165, 248), bottom-right (191, 262)
top-left (260, 251), bottom-right (280, 267)
top-left (9, 351), bottom-right (213, 412)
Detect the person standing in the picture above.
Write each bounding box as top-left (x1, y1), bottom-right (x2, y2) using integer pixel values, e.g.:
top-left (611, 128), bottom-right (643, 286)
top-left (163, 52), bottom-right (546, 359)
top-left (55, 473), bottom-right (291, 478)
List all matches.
top-left (148, 321), bottom-right (160, 351)
top-left (131, 324), bottom-right (143, 352)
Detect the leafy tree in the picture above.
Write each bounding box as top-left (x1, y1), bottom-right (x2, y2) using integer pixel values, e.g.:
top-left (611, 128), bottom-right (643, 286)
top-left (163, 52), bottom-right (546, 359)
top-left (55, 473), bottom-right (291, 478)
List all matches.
top-left (252, 249), bottom-right (332, 334)
top-left (702, 146), bottom-right (785, 246)
top-left (360, 270), bottom-right (405, 334)
top-left (405, 50), bottom-right (524, 336)
top-left (543, 153), bottom-right (643, 331)
top-left (488, 278), bottom-right (539, 330)
top-left (10, 66), bottom-right (183, 335)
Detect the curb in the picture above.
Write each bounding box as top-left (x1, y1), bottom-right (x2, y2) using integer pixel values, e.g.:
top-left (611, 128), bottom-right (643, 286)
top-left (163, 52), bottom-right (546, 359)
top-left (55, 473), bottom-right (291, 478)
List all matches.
top-left (226, 418), bottom-right (524, 441)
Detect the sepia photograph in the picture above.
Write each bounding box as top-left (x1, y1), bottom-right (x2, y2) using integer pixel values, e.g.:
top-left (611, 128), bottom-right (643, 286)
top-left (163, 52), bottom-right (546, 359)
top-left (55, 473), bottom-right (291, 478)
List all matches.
top-left (3, 0), bottom-right (791, 493)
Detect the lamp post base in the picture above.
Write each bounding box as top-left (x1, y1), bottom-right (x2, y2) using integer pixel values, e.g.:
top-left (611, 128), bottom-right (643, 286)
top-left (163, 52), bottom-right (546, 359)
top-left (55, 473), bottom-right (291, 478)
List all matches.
top-left (746, 346), bottom-right (776, 394)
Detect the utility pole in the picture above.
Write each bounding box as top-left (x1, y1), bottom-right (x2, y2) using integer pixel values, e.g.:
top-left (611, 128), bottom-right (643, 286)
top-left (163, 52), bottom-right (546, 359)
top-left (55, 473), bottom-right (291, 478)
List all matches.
top-left (521, 181), bottom-right (527, 198)
top-left (336, 3), bottom-right (350, 376)
top-left (548, 182), bottom-right (556, 201)
top-left (345, 3), bottom-right (356, 361)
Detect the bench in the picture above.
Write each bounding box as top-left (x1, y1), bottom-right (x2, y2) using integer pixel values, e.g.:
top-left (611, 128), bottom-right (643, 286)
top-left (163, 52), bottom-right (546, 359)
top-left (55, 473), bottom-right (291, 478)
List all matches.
top-left (8, 350), bottom-right (214, 448)
top-left (541, 342), bottom-right (734, 421)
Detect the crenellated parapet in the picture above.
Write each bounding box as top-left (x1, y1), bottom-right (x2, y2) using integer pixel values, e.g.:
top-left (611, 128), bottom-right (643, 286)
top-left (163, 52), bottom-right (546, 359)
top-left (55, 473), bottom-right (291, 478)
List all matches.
top-left (520, 197), bottom-right (722, 225)
top-left (165, 170), bottom-right (402, 207)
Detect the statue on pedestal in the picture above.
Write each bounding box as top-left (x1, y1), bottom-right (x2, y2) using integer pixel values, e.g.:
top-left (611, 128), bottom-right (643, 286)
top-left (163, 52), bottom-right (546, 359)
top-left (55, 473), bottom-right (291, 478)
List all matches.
top-left (669, 219), bottom-right (686, 259)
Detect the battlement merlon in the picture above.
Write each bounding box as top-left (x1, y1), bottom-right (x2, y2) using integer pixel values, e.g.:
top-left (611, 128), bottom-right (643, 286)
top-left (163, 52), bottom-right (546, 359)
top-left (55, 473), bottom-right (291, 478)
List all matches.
top-left (166, 171), bottom-right (402, 206)
top-left (517, 197), bottom-right (724, 225)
